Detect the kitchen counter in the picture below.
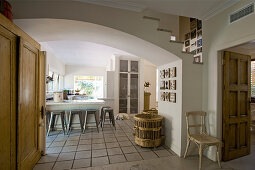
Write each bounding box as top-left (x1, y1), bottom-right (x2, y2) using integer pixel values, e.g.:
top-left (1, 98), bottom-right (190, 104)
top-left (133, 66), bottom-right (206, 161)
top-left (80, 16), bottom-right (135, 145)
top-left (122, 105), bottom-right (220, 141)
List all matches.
top-left (46, 99), bottom-right (105, 111)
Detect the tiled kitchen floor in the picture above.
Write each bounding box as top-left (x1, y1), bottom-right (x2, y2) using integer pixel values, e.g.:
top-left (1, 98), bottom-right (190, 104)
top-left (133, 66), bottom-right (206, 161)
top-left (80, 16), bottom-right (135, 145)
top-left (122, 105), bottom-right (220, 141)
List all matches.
top-left (34, 119), bottom-right (175, 170)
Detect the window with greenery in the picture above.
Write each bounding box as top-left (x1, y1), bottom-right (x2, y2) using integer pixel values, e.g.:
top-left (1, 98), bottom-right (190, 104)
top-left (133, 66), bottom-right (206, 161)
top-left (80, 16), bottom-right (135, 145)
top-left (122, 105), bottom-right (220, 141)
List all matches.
top-left (74, 76), bottom-right (104, 98)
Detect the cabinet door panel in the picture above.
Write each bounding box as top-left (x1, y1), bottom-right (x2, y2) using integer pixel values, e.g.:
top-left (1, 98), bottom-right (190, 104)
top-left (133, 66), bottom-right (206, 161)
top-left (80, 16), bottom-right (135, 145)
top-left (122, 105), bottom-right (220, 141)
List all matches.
top-left (0, 25), bottom-right (17, 170)
top-left (18, 38), bottom-right (40, 170)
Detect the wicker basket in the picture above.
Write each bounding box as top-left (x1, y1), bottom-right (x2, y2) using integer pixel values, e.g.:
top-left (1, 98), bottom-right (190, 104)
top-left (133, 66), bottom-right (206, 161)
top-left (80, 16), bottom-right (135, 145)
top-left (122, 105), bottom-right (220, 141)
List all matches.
top-left (143, 108), bottom-right (158, 115)
top-left (134, 114), bottom-right (164, 147)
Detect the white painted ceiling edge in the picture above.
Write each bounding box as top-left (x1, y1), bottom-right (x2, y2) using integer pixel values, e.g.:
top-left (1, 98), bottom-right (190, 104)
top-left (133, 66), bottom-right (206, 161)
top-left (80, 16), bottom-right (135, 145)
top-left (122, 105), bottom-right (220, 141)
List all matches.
top-left (40, 40), bottom-right (138, 67)
top-left (14, 18), bottom-right (180, 66)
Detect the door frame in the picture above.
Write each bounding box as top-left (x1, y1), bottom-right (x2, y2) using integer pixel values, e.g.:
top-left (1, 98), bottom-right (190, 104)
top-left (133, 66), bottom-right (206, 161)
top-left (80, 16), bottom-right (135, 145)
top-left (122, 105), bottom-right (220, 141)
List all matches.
top-left (217, 42), bottom-right (253, 161)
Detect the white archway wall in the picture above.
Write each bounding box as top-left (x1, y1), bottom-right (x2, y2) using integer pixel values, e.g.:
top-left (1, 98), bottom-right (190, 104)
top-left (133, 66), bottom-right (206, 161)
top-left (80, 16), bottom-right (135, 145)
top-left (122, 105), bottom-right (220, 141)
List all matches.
top-left (203, 0), bottom-right (255, 161)
top-left (11, 0), bottom-right (191, 62)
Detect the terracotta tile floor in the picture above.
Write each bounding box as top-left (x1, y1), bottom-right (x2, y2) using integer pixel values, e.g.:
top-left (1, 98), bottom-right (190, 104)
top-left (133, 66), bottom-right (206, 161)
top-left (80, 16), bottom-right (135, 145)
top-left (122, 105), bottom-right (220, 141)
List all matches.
top-left (34, 119), bottom-right (255, 170)
top-left (34, 119), bottom-right (175, 170)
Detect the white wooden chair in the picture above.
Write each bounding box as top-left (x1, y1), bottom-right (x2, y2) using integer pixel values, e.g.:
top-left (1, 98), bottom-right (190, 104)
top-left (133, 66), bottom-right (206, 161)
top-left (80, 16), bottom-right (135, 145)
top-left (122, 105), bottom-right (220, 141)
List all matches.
top-left (184, 111), bottom-right (222, 170)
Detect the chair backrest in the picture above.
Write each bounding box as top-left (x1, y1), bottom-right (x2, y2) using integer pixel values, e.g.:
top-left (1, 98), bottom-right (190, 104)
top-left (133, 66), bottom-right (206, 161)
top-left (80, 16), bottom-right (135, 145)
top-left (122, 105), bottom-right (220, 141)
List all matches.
top-left (185, 111), bottom-right (207, 137)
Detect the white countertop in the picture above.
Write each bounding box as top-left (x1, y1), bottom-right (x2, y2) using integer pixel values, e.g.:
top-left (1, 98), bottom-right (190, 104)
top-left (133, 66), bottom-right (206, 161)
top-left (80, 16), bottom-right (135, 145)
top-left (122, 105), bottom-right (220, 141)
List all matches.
top-left (46, 99), bottom-right (105, 105)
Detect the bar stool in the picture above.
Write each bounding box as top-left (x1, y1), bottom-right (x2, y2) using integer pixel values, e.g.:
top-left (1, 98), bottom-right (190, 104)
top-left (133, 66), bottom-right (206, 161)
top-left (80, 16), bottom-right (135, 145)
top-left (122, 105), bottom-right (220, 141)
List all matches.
top-left (83, 109), bottom-right (99, 133)
top-left (67, 110), bottom-right (83, 134)
top-left (47, 110), bottom-right (67, 136)
top-left (101, 107), bottom-right (116, 130)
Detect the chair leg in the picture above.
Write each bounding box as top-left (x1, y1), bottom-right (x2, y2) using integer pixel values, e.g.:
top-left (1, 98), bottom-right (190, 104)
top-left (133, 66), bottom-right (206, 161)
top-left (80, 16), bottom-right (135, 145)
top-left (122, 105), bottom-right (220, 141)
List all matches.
top-left (47, 113), bottom-right (53, 136)
top-left (217, 143), bottom-right (222, 168)
top-left (110, 111), bottom-right (116, 130)
top-left (68, 113), bottom-right (73, 134)
top-left (83, 111), bottom-right (88, 133)
top-left (78, 112), bottom-right (83, 132)
top-left (102, 112), bottom-right (105, 130)
top-left (199, 144), bottom-right (203, 170)
top-left (95, 111), bottom-right (99, 133)
top-left (183, 138), bottom-right (190, 158)
top-left (60, 113), bottom-right (66, 135)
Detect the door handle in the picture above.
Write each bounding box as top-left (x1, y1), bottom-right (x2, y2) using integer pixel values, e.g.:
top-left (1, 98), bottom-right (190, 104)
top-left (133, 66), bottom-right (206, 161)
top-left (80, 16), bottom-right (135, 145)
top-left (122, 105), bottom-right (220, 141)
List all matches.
top-left (40, 106), bottom-right (44, 119)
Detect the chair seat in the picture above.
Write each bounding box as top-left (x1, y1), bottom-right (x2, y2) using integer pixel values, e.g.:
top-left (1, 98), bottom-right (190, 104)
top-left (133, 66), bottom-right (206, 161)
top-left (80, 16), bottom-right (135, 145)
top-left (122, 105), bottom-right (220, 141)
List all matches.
top-left (190, 134), bottom-right (221, 144)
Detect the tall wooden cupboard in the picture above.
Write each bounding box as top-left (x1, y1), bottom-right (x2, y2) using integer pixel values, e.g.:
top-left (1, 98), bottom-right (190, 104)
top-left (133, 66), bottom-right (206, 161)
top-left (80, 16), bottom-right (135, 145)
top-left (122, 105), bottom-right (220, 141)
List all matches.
top-left (0, 14), bottom-right (46, 170)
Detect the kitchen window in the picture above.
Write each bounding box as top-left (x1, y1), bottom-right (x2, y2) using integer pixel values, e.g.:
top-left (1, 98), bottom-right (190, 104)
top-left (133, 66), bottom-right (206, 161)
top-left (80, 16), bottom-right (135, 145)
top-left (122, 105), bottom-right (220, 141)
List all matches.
top-left (74, 76), bottom-right (103, 98)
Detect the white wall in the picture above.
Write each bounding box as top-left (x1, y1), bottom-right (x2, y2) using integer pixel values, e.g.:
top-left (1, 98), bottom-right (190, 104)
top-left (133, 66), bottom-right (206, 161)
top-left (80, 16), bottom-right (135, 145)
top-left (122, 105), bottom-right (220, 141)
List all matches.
top-left (44, 49), bottom-right (65, 76)
top-left (203, 0), bottom-right (255, 160)
top-left (144, 60), bottom-right (157, 108)
top-left (64, 65), bottom-right (107, 97)
top-left (158, 60), bottom-right (183, 156)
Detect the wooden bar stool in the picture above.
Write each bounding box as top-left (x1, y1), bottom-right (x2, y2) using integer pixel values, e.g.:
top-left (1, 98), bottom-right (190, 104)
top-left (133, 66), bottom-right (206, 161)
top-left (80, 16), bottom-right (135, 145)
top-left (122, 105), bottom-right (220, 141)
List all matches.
top-left (47, 110), bottom-right (67, 136)
top-left (83, 109), bottom-right (99, 133)
top-left (67, 110), bottom-right (83, 134)
top-left (101, 107), bottom-right (116, 130)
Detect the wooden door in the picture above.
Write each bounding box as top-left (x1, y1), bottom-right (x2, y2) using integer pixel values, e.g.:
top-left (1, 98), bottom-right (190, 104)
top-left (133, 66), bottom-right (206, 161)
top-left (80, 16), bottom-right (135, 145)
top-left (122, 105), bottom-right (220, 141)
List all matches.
top-left (0, 25), bottom-right (17, 170)
top-left (17, 37), bottom-right (41, 169)
top-left (223, 51), bottom-right (251, 161)
top-left (38, 51), bottom-right (46, 155)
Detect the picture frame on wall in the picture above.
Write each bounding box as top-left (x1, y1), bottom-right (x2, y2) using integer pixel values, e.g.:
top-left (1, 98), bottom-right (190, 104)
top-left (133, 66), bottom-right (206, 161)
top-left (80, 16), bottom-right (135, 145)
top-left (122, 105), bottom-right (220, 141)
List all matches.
top-left (191, 41), bottom-right (196, 48)
top-left (165, 80), bottom-right (169, 89)
top-left (165, 92), bottom-right (169, 101)
top-left (170, 67), bottom-right (176, 78)
top-left (185, 47), bottom-right (190, 52)
top-left (161, 92), bottom-right (165, 101)
top-left (185, 40), bottom-right (190, 47)
top-left (197, 39), bottom-right (202, 47)
top-left (197, 19), bottom-right (202, 30)
top-left (197, 47), bottom-right (202, 53)
top-left (165, 69), bottom-right (169, 78)
top-left (194, 55), bottom-right (201, 63)
top-left (160, 81), bottom-right (165, 90)
top-left (185, 33), bottom-right (190, 40)
top-left (197, 30), bottom-right (202, 38)
top-left (169, 93), bottom-right (176, 103)
top-left (191, 29), bottom-right (197, 39)
top-left (191, 50), bottom-right (196, 55)
top-left (160, 70), bottom-right (165, 79)
top-left (190, 18), bottom-right (197, 30)
top-left (169, 80), bottom-right (176, 90)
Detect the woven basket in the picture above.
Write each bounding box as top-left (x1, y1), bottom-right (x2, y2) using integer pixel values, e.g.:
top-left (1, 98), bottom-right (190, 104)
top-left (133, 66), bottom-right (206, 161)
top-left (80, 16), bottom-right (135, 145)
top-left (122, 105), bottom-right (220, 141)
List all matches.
top-left (134, 114), bottom-right (164, 147)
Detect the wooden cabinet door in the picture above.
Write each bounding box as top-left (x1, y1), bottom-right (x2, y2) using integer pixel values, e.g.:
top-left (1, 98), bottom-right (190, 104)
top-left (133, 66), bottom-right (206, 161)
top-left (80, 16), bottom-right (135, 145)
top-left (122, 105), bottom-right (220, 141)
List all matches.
top-left (38, 51), bottom-right (46, 155)
top-left (17, 38), bottom-right (41, 170)
top-left (223, 51), bottom-right (251, 161)
top-left (0, 25), bottom-right (17, 170)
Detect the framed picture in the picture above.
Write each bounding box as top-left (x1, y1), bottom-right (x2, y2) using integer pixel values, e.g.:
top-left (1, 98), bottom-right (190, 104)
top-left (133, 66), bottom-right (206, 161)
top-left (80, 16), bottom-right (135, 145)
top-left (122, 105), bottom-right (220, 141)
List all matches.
top-left (161, 92), bottom-right (165, 101)
top-left (165, 92), bottom-right (169, 101)
top-left (165, 69), bottom-right (169, 78)
top-left (170, 67), bottom-right (176, 78)
top-left (160, 81), bottom-right (165, 90)
top-left (197, 47), bottom-right (202, 53)
top-left (197, 19), bottom-right (202, 30)
top-left (185, 33), bottom-right (190, 40)
top-left (169, 93), bottom-right (176, 103)
top-left (197, 39), bottom-right (202, 47)
top-left (191, 41), bottom-right (196, 48)
top-left (190, 18), bottom-right (197, 30)
top-left (185, 47), bottom-right (190, 52)
top-left (165, 80), bottom-right (169, 89)
top-left (160, 70), bottom-right (165, 79)
top-left (194, 55), bottom-right (201, 63)
top-left (191, 29), bottom-right (197, 39)
top-left (197, 30), bottom-right (202, 38)
top-left (185, 40), bottom-right (190, 47)
top-left (191, 50), bottom-right (196, 55)
top-left (169, 80), bottom-right (176, 90)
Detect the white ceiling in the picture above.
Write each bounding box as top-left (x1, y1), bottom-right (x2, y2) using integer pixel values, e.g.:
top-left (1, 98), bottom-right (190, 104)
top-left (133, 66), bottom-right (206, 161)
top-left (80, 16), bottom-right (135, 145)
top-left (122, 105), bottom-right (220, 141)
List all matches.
top-left (15, 19), bottom-right (177, 66)
top-left (226, 41), bottom-right (255, 56)
top-left (73, 0), bottom-right (240, 19)
top-left (41, 41), bottom-right (136, 67)
top-left (10, 0), bottom-right (240, 19)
